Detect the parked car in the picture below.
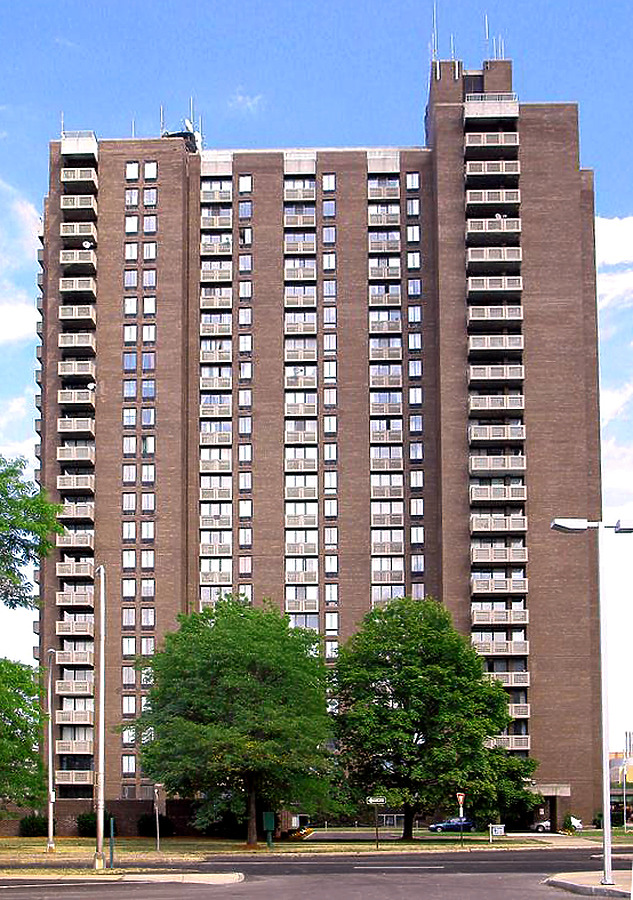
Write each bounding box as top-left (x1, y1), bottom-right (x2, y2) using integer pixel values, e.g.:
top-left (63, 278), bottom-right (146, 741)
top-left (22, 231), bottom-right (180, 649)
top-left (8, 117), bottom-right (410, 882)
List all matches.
top-left (429, 816), bottom-right (476, 833)
top-left (530, 817), bottom-right (583, 832)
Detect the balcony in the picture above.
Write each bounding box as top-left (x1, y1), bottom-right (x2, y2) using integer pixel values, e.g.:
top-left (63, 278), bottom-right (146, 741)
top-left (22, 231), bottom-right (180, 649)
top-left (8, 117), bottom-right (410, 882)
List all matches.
top-left (465, 160), bottom-right (521, 179)
top-left (55, 770), bottom-right (95, 785)
top-left (470, 546), bottom-right (528, 564)
top-left (470, 578), bottom-right (528, 595)
top-left (468, 424), bottom-right (526, 443)
top-left (285, 402), bottom-right (317, 416)
top-left (56, 532), bottom-right (94, 550)
top-left (285, 374), bottom-right (317, 389)
top-left (61, 130), bottom-right (98, 158)
top-left (200, 403), bottom-right (232, 418)
top-left (59, 222), bottom-right (98, 246)
top-left (486, 735), bottom-right (530, 751)
top-left (56, 474), bottom-right (95, 494)
top-left (285, 571), bottom-right (318, 584)
top-left (370, 373), bottom-right (402, 388)
top-left (285, 430), bottom-right (318, 444)
top-left (60, 278), bottom-right (97, 301)
top-left (286, 542), bottom-right (318, 556)
top-left (59, 249), bottom-right (97, 272)
top-left (471, 609), bottom-right (529, 626)
top-left (285, 266), bottom-right (317, 281)
top-left (369, 320), bottom-right (402, 335)
top-left (285, 514), bottom-right (318, 529)
top-left (284, 212), bottom-right (316, 227)
top-left (285, 457), bottom-right (317, 472)
top-left (368, 210), bottom-right (400, 226)
top-left (370, 401), bottom-right (402, 416)
top-left (55, 620), bottom-right (95, 637)
top-left (199, 431), bottom-right (232, 446)
top-left (201, 213), bottom-right (232, 229)
top-left (508, 704), bottom-right (530, 719)
top-left (284, 289), bottom-right (317, 308)
top-left (469, 455), bottom-right (526, 475)
top-left (284, 240), bottom-right (317, 254)
top-left (284, 347), bottom-right (317, 362)
top-left (486, 671), bottom-right (529, 688)
top-left (467, 306), bottom-right (523, 326)
top-left (285, 596), bottom-right (319, 613)
top-left (57, 389), bottom-right (95, 409)
top-left (371, 457), bottom-right (403, 472)
top-left (465, 189), bottom-right (521, 211)
top-left (200, 240), bottom-right (233, 256)
top-left (371, 512), bottom-right (404, 527)
top-left (368, 264), bottom-right (401, 280)
top-left (61, 167), bottom-right (98, 189)
top-left (464, 92), bottom-right (519, 118)
top-left (200, 322), bottom-right (232, 336)
top-left (201, 292), bottom-right (232, 310)
top-left (369, 346), bottom-right (402, 361)
top-left (285, 486), bottom-right (318, 500)
top-left (57, 504), bottom-right (95, 526)
top-left (200, 348), bottom-right (232, 363)
top-left (468, 395), bottom-right (524, 415)
top-left (55, 649), bottom-right (94, 666)
top-left (370, 485), bottom-right (403, 499)
top-left (60, 195), bottom-right (98, 219)
top-left (371, 570), bottom-right (405, 584)
top-left (368, 185), bottom-right (400, 200)
top-left (56, 740), bottom-right (94, 755)
top-left (200, 458), bottom-right (231, 473)
top-left (200, 376), bottom-right (232, 391)
top-left (464, 131), bottom-right (519, 156)
top-left (369, 289), bottom-right (402, 307)
top-left (55, 560), bottom-right (95, 579)
top-left (285, 321), bottom-right (317, 335)
top-left (201, 266), bottom-right (232, 283)
top-left (58, 332), bottom-right (96, 355)
top-left (467, 276), bottom-right (523, 295)
top-left (56, 590), bottom-right (95, 607)
top-left (284, 186), bottom-right (316, 201)
top-left (470, 514), bottom-right (527, 533)
top-left (469, 364), bottom-right (524, 383)
top-left (200, 571), bottom-right (232, 585)
top-left (466, 246), bottom-right (522, 270)
top-left (469, 484), bottom-right (527, 504)
top-left (466, 218), bottom-right (521, 242)
top-left (368, 237), bottom-right (401, 253)
top-left (59, 305), bottom-right (97, 327)
top-left (200, 188), bottom-right (232, 203)
top-left (371, 541), bottom-right (404, 555)
top-left (370, 430), bottom-right (404, 444)
top-left (199, 487), bottom-right (232, 501)
top-left (472, 638), bottom-right (529, 655)
top-left (200, 543), bottom-right (232, 556)
top-left (56, 709), bottom-right (94, 725)
top-left (200, 515), bottom-right (232, 528)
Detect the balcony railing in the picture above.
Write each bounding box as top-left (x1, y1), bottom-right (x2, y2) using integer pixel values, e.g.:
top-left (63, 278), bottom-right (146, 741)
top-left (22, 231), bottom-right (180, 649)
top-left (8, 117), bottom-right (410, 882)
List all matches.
top-left (463, 93), bottom-right (519, 119)
top-left (285, 597), bottom-right (319, 612)
top-left (285, 402), bottom-right (317, 416)
top-left (285, 374), bottom-right (317, 389)
top-left (370, 458), bottom-right (403, 472)
top-left (285, 486), bottom-right (318, 500)
top-left (469, 335), bottom-right (524, 355)
top-left (470, 546), bottom-right (528, 564)
top-left (201, 214), bottom-right (232, 229)
top-left (370, 485), bottom-right (404, 499)
top-left (465, 160), bottom-right (521, 178)
top-left (200, 267), bottom-right (232, 283)
top-left (200, 188), bottom-right (232, 202)
top-left (284, 240), bottom-right (317, 254)
top-left (467, 275), bottom-right (523, 295)
top-left (464, 131), bottom-right (519, 151)
top-left (285, 514), bottom-right (318, 528)
top-left (60, 195), bottom-right (98, 218)
top-left (469, 455), bottom-right (526, 475)
top-left (471, 609), bottom-right (529, 626)
top-left (57, 502), bottom-right (94, 521)
top-left (485, 735), bottom-right (530, 751)
top-left (59, 222), bottom-right (98, 244)
top-left (468, 395), bottom-right (524, 415)
top-left (469, 484), bottom-right (527, 503)
top-left (285, 542), bottom-right (318, 555)
top-left (59, 305), bottom-right (97, 326)
top-left (200, 403), bottom-right (232, 418)
top-left (200, 349), bottom-right (232, 363)
top-left (285, 458), bottom-right (317, 472)
top-left (57, 474), bottom-right (95, 493)
top-left (466, 218), bottom-right (521, 239)
top-left (55, 649), bottom-right (94, 666)
top-left (285, 430), bottom-right (317, 444)
top-left (200, 322), bottom-right (232, 336)
top-left (470, 578), bottom-right (528, 595)
top-left (468, 424), bottom-right (526, 442)
top-left (485, 671), bottom-right (530, 687)
top-left (370, 430), bottom-right (403, 444)
top-left (55, 770), bottom-right (95, 785)
top-left (369, 346), bottom-right (402, 361)
top-left (61, 167), bottom-right (99, 188)
top-left (284, 213), bottom-right (316, 227)
top-left (200, 571), bottom-right (232, 585)
top-left (368, 211), bottom-right (400, 226)
top-left (368, 185), bottom-right (400, 200)
top-left (368, 265), bottom-right (401, 280)
top-left (469, 364), bottom-right (524, 382)
top-left (55, 620), bottom-right (95, 637)
top-left (371, 570), bottom-right (405, 584)
top-left (55, 560), bottom-right (95, 578)
top-left (200, 543), bottom-right (232, 556)
top-left (200, 515), bottom-right (232, 528)
top-left (285, 266), bottom-right (317, 281)
top-left (284, 187), bottom-right (316, 201)
top-left (284, 348), bottom-right (317, 362)
top-left (56, 740), bottom-right (94, 755)
top-left (285, 571), bottom-right (318, 584)
top-left (472, 638), bottom-right (529, 655)
top-left (466, 189), bottom-right (521, 208)
top-left (58, 389), bottom-right (96, 408)
top-left (199, 459), bottom-right (231, 473)
top-left (371, 512), bottom-right (404, 527)
top-left (199, 431), bottom-right (232, 445)
top-left (199, 487), bottom-right (232, 501)
top-left (58, 332), bottom-right (97, 354)
top-left (56, 532), bottom-right (94, 550)
top-left (55, 709), bottom-right (94, 725)
top-left (59, 249), bottom-right (97, 270)
top-left (467, 306), bottom-right (523, 325)
top-left (371, 541), bottom-right (404, 554)
top-left (470, 514), bottom-right (527, 533)
top-left (56, 590), bottom-right (95, 606)
top-left (56, 446), bottom-right (95, 464)
top-left (57, 360), bottom-right (96, 380)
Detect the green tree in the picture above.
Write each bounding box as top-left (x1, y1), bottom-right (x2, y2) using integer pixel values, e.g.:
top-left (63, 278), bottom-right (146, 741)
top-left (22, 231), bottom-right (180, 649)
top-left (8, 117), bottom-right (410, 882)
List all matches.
top-left (334, 596), bottom-right (538, 838)
top-left (0, 658), bottom-right (45, 809)
top-left (0, 455), bottom-right (61, 609)
top-left (138, 598), bottom-right (333, 846)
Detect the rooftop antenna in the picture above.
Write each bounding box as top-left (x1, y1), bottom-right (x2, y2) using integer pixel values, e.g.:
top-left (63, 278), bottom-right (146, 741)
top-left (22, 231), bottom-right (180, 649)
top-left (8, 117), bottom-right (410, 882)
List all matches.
top-left (432, 1), bottom-right (438, 60)
top-left (501, 36), bottom-right (506, 59)
top-left (60, 110), bottom-right (64, 138)
top-left (450, 33), bottom-right (455, 59)
top-left (492, 36), bottom-right (497, 60)
top-left (484, 13), bottom-right (490, 59)
top-left (131, 117), bottom-right (136, 138)
top-left (160, 105), bottom-right (164, 136)
top-left (190, 96), bottom-right (195, 125)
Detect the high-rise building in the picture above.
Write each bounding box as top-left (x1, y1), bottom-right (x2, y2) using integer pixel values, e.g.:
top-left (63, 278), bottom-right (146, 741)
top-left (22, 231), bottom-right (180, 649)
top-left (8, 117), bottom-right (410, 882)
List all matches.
top-left (36, 57), bottom-right (601, 825)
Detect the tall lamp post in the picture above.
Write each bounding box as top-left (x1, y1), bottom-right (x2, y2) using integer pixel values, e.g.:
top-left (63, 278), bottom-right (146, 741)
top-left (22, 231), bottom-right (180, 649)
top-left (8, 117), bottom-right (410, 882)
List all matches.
top-left (46, 647), bottom-right (56, 852)
top-left (93, 564), bottom-right (106, 870)
top-left (550, 517), bottom-right (633, 886)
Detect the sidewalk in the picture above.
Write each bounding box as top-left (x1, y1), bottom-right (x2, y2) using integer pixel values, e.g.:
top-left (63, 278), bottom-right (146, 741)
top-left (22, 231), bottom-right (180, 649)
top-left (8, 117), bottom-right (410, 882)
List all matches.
top-left (547, 871), bottom-right (632, 897)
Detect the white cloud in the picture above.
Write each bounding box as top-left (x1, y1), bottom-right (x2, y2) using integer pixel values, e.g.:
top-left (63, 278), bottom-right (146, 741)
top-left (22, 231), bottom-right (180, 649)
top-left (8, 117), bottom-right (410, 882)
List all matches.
top-left (601, 436), bottom-right (633, 510)
top-left (228, 88), bottom-right (264, 114)
top-left (595, 216), bottom-right (633, 268)
top-left (597, 267), bottom-right (633, 312)
top-left (0, 179), bottom-right (39, 346)
top-left (601, 382), bottom-right (633, 428)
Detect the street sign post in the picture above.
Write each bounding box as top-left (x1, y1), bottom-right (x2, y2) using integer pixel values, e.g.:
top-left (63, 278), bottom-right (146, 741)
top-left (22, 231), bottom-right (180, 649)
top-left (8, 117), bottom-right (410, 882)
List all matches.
top-left (366, 796), bottom-right (387, 849)
top-left (456, 792), bottom-right (466, 847)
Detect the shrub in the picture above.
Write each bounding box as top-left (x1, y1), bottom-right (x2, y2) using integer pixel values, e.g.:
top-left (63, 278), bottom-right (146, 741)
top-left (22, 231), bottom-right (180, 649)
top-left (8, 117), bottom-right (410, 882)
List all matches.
top-left (137, 812), bottom-right (176, 837)
top-left (562, 813), bottom-right (576, 833)
top-left (19, 814), bottom-right (48, 837)
top-left (76, 810), bottom-right (116, 837)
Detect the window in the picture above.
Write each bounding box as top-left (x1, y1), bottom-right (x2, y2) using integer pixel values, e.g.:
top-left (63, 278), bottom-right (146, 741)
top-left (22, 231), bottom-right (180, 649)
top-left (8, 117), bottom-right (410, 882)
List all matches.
top-left (238, 174), bottom-right (252, 193)
top-left (143, 296), bottom-right (156, 315)
top-left (141, 407), bottom-right (155, 426)
top-left (239, 308), bottom-right (252, 327)
top-left (141, 578), bottom-right (155, 597)
top-left (410, 468), bottom-right (424, 487)
top-left (324, 499), bottom-right (338, 517)
top-left (122, 695), bottom-right (136, 716)
top-left (238, 416), bottom-right (252, 435)
top-left (323, 442), bottom-right (337, 463)
top-left (239, 499), bottom-right (253, 519)
top-left (408, 305), bottom-right (422, 324)
top-left (407, 197), bottom-right (420, 217)
top-left (323, 252), bottom-right (336, 271)
top-left (141, 379), bottom-right (155, 399)
top-left (412, 554), bottom-right (425, 573)
top-left (141, 637), bottom-right (155, 656)
top-left (239, 335), bottom-right (252, 353)
top-left (410, 443), bottom-right (424, 461)
top-left (239, 361), bottom-right (252, 380)
top-left (124, 296), bottom-right (137, 316)
top-left (410, 498), bottom-right (424, 516)
top-left (238, 200), bottom-right (252, 219)
top-left (239, 472), bottom-right (252, 492)
top-left (141, 435), bottom-right (155, 455)
top-left (407, 251), bottom-right (421, 270)
top-left (124, 324), bottom-right (137, 344)
top-left (239, 527), bottom-right (252, 547)
top-left (143, 188), bottom-right (157, 207)
top-left (323, 388), bottom-right (337, 406)
top-left (323, 199), bottom-right (336, 218)
top-left (409, 359), bottom-right (422, 378)
top-left (124, 215), bottom-right (138, 234)
top-left (409, 388), bottom-right (423, 405)
top-left (411, 526), bottom-right (425, 544)
top-left (144, 161), bottom-right (158, 181)
top-left (407, 225), bottom-right (420, 243)
top-left (323, 360), bottom-right (336, 382)
top-left (324, 471), bottom-right (337, 494)
top-left (408, 279), bottom-right (421, 296)
top-left (323, 226), bottom-right (336, 244)
top-left (239, 254), bottom-right (252, 273)
top-left (410, 414), bottom-right (423, 431)
top-left (143, 242), bottom-right (157, 260)
top-left (323, 279), bottom-right (336, 299)
top-left (238, 443), bottom-right (252, 463)
top-left (323, 415), bottom-right (337, 434)
top-left (239, 280), bottom-right (252, 300)
top-left (123, 379), bottom-right (136, 399)
top-left (122, 636), bottom-right (136, 656)
top-left (406, 172), bottom-right (420, 191)
top-left (325, 554), bottom-right (338, 574)
top-left (123, 352), bottom-right (136, 372)
top-left (141, 521), bottom-right (154, 541)
top-left (323, 334), bottom-right (336, 353)
top-left (124, 242), bottom-right (138, 260)
top-left (141, 464), bottom-right (155, 483)
top-left (122, 578), bottom-right (136, 598)
top-left (325, 583), bottom-right (338, 606)
top-left (409, 332), bottom-right (422, 351)
top-left (143, 215), bottom-right (157, 234)
top-left (122, 493), bottom-right (136, 513)
top-left (238, 389), bottom-right (252, 408)
top-left (125, 189), bottom-right (138, 208)
top-left (142, 269), bottom-right (156, 289)
top-left (125, 162), bottom-right (139, 180)
top-left (141, 607), bottom-right (155, 628)
top-left (124, 269), bottom-right (138, 289)
top-left (122, 521), bottom-right (136, 542)
top-left (142, 352), bottom-right (155, 371)
top-left (322, 173), bottom-right (336, 191)
top-left (122, 549), bottom-right (136, 569)
top-left (325, 641), bottom-right (338, 659)
top-left (122, 667), bottom-right (135, 688)
top-left (122, 607), bottom-right (136, 628)
top-left (123, 408), bottom-right (137, 428)
top-left (142, 324), bottom-right (156, 343)
top-left (141, 550), bottom-right (155, 570)
top-left (239, 227), bottom-right (252, 246)
top-left (141, 492), bottom-right (155, 512)
top-left (122, 464), bottom-right (136, 484)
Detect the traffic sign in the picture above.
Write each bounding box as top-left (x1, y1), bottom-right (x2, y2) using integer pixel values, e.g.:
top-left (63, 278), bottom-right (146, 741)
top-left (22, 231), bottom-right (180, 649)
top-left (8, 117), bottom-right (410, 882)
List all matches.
top-left (366, 796), bottom-right (386, 805)
top-left (456, 792), bottom-right (465, 805)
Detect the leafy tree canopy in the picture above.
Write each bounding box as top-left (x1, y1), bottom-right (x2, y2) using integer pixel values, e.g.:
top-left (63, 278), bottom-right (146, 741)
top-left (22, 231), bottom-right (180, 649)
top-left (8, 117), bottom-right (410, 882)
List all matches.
top-left (0, 658), bottom-right (45, 810)
top-left (334, 596), bottom-right (539, 837)
top-left (138, 598), bottom-right (334, 845)
top-left (0, 456), bottom-right (61, 609)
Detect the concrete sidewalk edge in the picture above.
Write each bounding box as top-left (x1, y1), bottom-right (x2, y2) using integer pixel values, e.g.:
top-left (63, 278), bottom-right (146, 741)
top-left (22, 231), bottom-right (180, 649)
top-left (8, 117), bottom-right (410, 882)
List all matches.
top-left (0, 872), bottom-right (244, 884)
top-left (546, 873), bottom-right (630, 897)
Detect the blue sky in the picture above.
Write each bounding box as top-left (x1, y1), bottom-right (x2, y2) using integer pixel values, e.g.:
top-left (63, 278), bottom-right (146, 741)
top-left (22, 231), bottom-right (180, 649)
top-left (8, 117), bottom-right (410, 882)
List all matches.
top-left (0, 0), bottom-right (632, 747)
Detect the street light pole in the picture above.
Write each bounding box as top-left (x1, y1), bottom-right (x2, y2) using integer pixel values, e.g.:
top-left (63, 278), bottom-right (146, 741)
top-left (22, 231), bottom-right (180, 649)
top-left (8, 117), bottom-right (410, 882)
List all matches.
top-left (550, 517), bottom-right (633, 886)
top-left (93, 564), bottom-right (106, 870)
top-left (46, 647), bottom-right (56, 852)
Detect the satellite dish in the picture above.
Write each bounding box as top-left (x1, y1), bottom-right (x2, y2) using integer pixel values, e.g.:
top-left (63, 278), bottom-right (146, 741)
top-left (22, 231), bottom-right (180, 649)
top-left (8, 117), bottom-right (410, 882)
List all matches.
top-left (82, 241), bottom-right (92, 249)
top-left (495, 213), bottom-right (502, 220)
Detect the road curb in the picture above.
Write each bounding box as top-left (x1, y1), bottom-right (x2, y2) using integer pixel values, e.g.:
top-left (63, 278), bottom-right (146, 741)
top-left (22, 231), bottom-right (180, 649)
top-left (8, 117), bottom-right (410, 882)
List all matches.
top-left (545, 874), bottom-right (630, 897)
top-left (0, 872), bottom-right (244, 884)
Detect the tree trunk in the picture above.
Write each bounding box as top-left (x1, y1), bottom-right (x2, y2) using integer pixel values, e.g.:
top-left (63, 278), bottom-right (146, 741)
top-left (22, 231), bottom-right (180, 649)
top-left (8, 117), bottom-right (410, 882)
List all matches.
top-left (401, 802), bottom-right (415, 840)
top-left (245, 774), bottom-right (258, 847)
